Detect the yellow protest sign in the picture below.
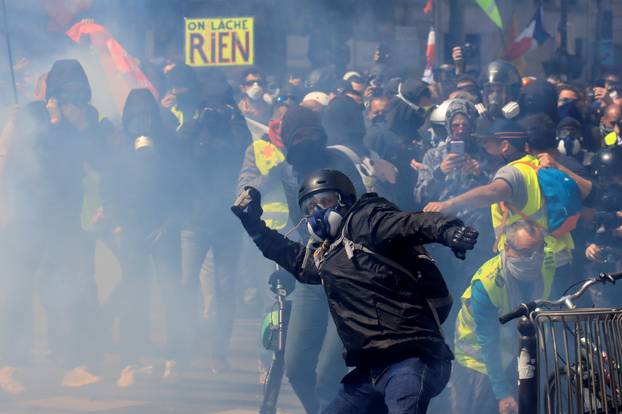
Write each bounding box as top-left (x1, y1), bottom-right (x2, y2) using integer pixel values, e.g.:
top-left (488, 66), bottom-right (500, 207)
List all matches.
top-left (185, 17), bottom-right (254, 67)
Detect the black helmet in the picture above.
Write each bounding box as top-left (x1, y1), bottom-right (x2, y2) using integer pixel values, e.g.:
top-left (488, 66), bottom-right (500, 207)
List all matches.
top-left (591, 147), bottom-right (622, 178)
top-left (298, 169), bottom-right (357, 207)
top-left (484, 60), bottom-right (522, 102)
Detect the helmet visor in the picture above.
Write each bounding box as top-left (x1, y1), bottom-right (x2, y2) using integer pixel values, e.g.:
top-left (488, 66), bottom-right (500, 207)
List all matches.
top-left (300, 191), bottom-right (341, 216)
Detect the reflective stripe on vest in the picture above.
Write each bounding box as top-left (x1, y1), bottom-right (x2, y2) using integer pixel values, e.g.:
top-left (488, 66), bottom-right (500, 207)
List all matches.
top-left (491, 155), bottom-right (573, 256)
top-left (454, 253), bottom-right (555, 374)
top-left (262, 201), bottom-right (289, 231)
top-left (170, 106), bottom-right (184, 131)
top-left (252, 140), bottom-right (288, 230)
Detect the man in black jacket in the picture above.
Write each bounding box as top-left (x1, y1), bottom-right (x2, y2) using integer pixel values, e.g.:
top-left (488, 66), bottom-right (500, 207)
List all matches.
top-left (232, 169), bottom-right (478, 414)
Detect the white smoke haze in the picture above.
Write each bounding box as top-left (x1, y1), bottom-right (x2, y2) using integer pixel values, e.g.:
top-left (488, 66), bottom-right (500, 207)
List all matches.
top-left (0, 0), bottom-right (584, 412)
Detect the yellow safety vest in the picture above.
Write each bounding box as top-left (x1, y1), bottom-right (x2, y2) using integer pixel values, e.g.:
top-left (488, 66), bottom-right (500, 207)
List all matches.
top-left (491, 154), bottom-right (574, 257)
top-left (454, 253), bottom-right (555, 374)
top-left (252, 140), bottom-right (289, 230)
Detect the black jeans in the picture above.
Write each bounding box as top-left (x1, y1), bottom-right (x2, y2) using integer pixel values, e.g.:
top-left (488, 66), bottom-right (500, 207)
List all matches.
top-left (105, 227), bottom-right (184, 364)
top-left (179, 227), bottom-right (240, 360)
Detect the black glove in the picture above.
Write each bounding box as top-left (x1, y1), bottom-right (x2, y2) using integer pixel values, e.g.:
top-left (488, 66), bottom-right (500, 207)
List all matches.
top-left (231, 186), bottom-right (264, 231)
top-left (444, 225), bottom-right (479, 260)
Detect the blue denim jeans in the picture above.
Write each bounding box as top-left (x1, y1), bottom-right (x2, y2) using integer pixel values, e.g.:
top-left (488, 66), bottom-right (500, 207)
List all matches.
top-left (285, 283), bottom-right (347, 414)
top-left (323, 356), bottom-right (451, 414)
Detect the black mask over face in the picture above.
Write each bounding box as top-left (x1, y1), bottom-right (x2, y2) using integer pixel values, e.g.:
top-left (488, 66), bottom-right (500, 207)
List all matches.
top-left (126, 111), bottom-right (154, 137)
top-left (388, 100), bottom-right (425, 140)
top-left (286, 137), bottom-right (325, 170)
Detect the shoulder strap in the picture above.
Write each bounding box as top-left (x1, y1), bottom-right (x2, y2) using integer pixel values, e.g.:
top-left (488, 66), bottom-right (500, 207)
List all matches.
top-left (328, 144), bottom-right (375, 178)
top-left (333, 215), bottom-right (447, 333)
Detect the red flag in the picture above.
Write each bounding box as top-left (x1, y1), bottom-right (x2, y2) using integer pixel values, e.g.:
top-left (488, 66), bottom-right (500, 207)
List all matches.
top-left (423, 0), bottom-right (433, 14)
top-left (66, 20), bottom-right (158, 112)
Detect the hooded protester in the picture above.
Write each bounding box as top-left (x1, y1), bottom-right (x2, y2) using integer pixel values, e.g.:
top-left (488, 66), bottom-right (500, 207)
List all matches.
top-left (175, 72), bottom-right (252, 373)
top-left (322, 88), bottom-right (367, 152)
top-left (0, 59), bottom-right (109, 391)
top-left (384, 78), bottom-right (432, 209)
top-left (415, 99), bottom-right (496, 340)
top-left (101, 88), bottom-right (185, 386)
top-left (275, 106), bottom-right (365, 414)
top-left (416, 99), bottom-right (493, 209)
top-left (160, 63), bottom-right (203, 131)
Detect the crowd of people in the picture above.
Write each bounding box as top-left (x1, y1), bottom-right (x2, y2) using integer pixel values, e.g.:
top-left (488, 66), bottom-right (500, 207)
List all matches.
top-left (0, 38), bottom-right (621, 414)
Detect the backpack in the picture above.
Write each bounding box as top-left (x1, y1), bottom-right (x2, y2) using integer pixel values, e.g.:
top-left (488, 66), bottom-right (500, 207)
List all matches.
top-left (503, 162), bottom-right (582, 239)
top-left (327, 144), bottom-right (398, 193)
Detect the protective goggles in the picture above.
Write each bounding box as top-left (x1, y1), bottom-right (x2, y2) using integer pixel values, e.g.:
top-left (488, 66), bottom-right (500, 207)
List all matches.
top-left (300, 191), bottom-right (341, 216)
top-left (505, 241), bottom-right (545, 259)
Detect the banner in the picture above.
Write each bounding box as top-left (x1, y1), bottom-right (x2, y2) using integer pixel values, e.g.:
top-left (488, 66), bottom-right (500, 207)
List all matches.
top-left (185, 17), bottom-right (254, 67)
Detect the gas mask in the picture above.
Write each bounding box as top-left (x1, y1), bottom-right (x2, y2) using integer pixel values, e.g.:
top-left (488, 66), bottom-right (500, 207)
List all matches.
top-left (557, 129), bottom-right (582, 156)
top-left (306, 205), bottom-right (344, 242)
top-left (126, 112), bottom-right (154, 137)
top-left (246, 83), bottom-right (264, 101)
top-left (301, 191), bottom-right (344, 242)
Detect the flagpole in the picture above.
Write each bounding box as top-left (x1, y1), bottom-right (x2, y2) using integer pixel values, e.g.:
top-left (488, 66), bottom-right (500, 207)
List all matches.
top-left (1, 0), bottom-right (17, 104)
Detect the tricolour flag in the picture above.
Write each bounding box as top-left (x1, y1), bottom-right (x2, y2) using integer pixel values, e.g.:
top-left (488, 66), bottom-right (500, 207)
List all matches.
top-left (504, 6), bottom-right (550, 61)
top-left (422, 26), bottom-right (436, 84)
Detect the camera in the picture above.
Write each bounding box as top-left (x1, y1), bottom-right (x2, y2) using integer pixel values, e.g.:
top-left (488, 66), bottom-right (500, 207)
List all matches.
top-left (462, 43), bottom-right (474, 60)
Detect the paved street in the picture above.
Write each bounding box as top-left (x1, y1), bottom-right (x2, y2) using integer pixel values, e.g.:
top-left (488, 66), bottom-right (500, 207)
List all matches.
top-left (0, 243), bottom-right (304, 414)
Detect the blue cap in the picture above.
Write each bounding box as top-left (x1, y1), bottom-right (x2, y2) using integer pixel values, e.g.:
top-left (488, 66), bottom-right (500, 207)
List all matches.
top-left (490, 118), bottom-right (528, 140)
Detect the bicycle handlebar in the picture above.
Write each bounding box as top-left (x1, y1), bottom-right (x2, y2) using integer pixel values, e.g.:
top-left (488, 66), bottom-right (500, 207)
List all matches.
top-left (499, 271), bottom-right (622, 325)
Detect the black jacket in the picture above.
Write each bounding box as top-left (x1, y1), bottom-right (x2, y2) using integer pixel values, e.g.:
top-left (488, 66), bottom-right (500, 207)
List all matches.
top-left (248, 193), bottom-right (460, 367)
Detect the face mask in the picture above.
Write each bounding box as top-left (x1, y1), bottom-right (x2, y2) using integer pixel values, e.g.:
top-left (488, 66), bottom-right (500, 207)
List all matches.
top-left (127, 112), bottom-right (153, 137)
top-left (246, 83), bottom-right (264, 101)
top-left (557, 100), bottom-right (579, 120)
top-left (502, 250), bottom-right (544, 283)
top-left (557, 135), bottom-right (582, 156)
top-left (306, 204), bottom-right (343, 242)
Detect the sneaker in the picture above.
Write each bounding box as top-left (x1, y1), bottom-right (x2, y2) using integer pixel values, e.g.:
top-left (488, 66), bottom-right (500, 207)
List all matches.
top-left (161, 360), bottom-right (178, 381)
top-left (61, 366), bottom-right (101, 388)
top-left (0, 366), bottom-right (24, 394)
top-left (116, 364), bottom-right (154, 388)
